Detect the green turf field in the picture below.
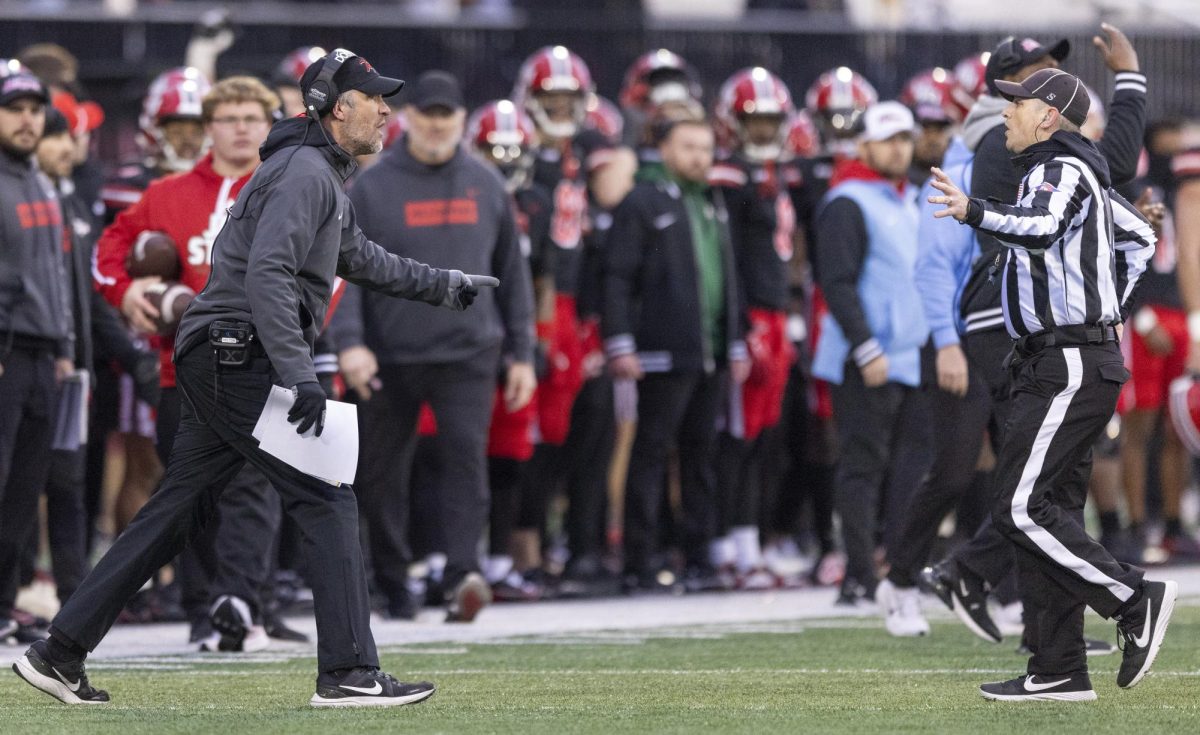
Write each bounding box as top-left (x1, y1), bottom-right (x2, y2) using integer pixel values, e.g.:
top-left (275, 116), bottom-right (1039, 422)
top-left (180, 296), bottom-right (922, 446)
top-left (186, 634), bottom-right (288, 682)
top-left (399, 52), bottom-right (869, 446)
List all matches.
top-left (4, 607), bottom-right (1198, 735)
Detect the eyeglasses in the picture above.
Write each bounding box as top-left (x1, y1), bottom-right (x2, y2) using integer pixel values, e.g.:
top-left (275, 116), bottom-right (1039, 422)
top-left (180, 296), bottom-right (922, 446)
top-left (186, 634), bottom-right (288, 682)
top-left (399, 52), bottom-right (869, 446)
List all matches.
top-left (210, 116), bottom-right (270, 127)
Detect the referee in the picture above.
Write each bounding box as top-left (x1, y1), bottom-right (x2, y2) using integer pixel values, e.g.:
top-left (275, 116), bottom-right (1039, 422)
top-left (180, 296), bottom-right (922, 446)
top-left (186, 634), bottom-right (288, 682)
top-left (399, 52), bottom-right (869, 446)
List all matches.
top-left (929, 68), bottom-right (1175, 702)
top-left (13, 49), bottom-right (496, 708)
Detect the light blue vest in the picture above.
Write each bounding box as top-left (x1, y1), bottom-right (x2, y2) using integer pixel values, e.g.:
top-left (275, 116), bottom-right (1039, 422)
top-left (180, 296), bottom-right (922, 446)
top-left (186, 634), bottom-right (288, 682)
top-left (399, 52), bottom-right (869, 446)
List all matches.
top-left (812, 179), bottom-right (928, 387)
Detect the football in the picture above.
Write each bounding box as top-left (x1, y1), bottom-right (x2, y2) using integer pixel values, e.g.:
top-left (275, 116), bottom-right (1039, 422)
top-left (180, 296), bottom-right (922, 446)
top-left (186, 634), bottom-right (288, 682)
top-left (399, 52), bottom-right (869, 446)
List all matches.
top-left (127, 230), bottom-right (181, 280)
top-left (144, 281), bottom-right (196, 336)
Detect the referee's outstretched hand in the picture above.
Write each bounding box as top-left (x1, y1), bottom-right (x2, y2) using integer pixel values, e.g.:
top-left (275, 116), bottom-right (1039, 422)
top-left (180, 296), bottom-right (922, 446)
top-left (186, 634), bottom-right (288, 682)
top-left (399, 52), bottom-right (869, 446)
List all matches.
top-left (928, 167), bottom-right (969, 222)
top-left (288, 381), bottom-right (327, 437)
top-left (443, 270), bottom-right (501, 311)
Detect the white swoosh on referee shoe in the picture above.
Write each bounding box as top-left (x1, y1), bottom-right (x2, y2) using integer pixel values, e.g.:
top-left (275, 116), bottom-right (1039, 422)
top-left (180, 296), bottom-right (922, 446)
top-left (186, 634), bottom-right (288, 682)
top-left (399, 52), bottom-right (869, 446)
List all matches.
top-left (51, 666), bottom-right (81, 692)
top-left (1023, 675), bottom-right (1070, 692)
top-left (340, 682), bottom-right (382, 695)
top-left (1133, 599), bottom-right (1153, 648)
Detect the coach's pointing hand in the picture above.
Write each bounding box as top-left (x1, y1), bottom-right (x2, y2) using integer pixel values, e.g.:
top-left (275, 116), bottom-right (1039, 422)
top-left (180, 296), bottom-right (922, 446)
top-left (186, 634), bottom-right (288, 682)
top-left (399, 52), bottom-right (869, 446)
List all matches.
top-left (443, 270), bottom-right (500, 311)
top-left (928, 167), bottom-right (970, 222)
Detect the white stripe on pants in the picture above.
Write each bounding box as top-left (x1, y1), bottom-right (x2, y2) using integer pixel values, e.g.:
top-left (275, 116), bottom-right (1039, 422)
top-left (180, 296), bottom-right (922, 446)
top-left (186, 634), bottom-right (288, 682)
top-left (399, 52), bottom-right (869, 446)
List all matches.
top-left (1009, 347), bottom-right (1136, 602)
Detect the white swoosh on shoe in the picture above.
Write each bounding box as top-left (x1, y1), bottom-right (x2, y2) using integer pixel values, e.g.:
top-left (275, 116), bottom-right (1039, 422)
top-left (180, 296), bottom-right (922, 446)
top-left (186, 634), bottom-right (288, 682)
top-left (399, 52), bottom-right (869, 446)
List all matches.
top-left (1023, 675), bottom-right (1070, 692)
top-left (340, 682), bottom-right (382, 695)
top-left (1133, 598), bottom-right (1153, 648)
top-left (52, 666), bottom-right (81, 693)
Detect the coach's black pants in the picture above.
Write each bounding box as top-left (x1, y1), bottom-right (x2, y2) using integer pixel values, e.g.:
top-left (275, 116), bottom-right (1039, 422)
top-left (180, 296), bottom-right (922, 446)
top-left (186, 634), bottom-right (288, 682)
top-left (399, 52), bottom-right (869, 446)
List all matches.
top-left (356, 353), bottom-right (497, 609)
top-left (0, 344), bottom-right (58, 617)
top-left (886, 330), bottom-right (1010, 587)
top-left (991, 342), bottom-right (1144, 675)
top-left (158, 388), bottom-right (281, 622)
top-left (623, 370), bottom-right (722, 576)
top-left (51, 344), bottom-right (377, 673)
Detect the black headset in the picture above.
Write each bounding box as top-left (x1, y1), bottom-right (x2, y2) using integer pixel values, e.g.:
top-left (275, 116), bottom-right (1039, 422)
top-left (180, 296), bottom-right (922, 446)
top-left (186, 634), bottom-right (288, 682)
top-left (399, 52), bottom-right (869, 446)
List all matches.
top-left (305, 47), bottom-right (356, 119)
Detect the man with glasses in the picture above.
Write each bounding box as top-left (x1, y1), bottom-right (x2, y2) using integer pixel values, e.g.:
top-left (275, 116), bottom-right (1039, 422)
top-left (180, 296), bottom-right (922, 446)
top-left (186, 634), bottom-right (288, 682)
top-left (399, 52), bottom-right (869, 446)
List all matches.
top-left (94, 76), bottom-right (305, 651)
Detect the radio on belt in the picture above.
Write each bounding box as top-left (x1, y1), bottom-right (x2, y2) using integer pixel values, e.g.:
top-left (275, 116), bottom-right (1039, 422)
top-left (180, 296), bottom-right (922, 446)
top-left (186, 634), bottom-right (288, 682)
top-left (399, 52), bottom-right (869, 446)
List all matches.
top-left (208, 319), bottom-right (255, 366)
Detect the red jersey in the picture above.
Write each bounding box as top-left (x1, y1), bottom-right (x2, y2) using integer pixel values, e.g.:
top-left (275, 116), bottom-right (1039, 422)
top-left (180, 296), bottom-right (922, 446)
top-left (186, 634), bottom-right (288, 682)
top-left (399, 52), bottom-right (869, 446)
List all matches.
top-left (94, 153), bottom-right (254, 387)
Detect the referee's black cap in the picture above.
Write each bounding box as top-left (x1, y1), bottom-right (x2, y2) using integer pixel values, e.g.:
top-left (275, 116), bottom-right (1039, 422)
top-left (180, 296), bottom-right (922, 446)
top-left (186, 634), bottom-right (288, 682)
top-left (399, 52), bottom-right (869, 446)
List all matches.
top-left (994, 68), bottom-right (1090, 127)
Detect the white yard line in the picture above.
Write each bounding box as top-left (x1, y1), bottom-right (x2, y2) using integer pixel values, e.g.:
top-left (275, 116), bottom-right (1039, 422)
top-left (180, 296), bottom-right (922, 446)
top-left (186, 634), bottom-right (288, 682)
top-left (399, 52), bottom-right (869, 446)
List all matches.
top-left (5, 565), bottom-right (1196, 667)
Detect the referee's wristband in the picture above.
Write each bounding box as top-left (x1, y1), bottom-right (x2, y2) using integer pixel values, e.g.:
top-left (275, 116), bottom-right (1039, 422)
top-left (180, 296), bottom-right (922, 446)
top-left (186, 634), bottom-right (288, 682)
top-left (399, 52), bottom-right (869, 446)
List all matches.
top-left (1189, 311), bottom-right (1200, 342)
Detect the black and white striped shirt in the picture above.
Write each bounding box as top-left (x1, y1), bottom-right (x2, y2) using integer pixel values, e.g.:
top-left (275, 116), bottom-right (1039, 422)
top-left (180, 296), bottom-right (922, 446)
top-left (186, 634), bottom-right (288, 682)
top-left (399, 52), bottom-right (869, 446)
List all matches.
top-left (965, 137), bottom-right (1156, 338)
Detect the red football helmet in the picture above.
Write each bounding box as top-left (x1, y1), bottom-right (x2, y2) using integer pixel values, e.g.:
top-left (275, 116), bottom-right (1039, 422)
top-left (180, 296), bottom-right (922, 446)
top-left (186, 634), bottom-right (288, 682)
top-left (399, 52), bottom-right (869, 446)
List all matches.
top-left (952, 51), bottom-right (990, 118)
top-left (514, 45), bottom-right (593, 141)
top-left (467, 99), bottom-right (538, 193)
top-left (716, 67), bottom-right (795, 162)
top-left (1169, 375), bottom-right (1200, 455)
top-left (785, 109), bottom-right (821, 159)
top-left (900, 67), bottom-right (962, 124)
top-left (138, 67), bottom-right (212, 172)
top-left (619, 48), bottom-right (703, 114)
top-left (585, 94), bottom-right (624, 145)
top-left (277, 46), bottom-right (327, 84)
top-left (805, 67), bottom-right (878, 140)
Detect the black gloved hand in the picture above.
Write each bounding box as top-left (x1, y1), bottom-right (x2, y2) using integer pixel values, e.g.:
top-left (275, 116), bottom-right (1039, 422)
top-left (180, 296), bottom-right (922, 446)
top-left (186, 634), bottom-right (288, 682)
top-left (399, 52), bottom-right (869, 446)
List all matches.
top-left (442, 270), bottom-right (501, 311)
top-left (131, 350), bottom-right (162, 407)
top-left (287, 381), bottom-right (327, 437)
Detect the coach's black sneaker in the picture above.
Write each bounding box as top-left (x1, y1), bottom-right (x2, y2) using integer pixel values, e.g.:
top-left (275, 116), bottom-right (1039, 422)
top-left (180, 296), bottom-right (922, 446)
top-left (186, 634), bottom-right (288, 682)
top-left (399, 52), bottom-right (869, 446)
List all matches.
top-left (311, 666), bottom-right (435, 708)
top-left (445, 572), bottom-right (492, 623)
top-left (979, 672), bottom-right (1096, 702)
top-left (920, 561), bottom-right (1001, 643)
top-left (12, 640), bottom-right (109, 705)
top-left (1116, 580), bottom-right (1178, 688)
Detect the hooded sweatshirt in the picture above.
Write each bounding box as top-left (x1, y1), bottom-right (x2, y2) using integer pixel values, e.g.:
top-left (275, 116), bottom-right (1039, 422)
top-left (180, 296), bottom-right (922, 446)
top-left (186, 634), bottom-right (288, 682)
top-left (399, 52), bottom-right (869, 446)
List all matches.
top-left (326, 139), bottom-right (534, 365)
top-left (0, 147), bottom-right (73, 359)
top-left (175, 117), bottom-right (452, 388)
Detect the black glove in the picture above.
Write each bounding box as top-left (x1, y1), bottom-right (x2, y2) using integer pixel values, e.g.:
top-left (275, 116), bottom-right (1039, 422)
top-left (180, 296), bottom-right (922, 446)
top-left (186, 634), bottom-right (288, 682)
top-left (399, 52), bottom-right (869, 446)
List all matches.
top-left (131, 351), bottom-right (162, 407)
top-left (442, 270), bottom-right (500, 311)
top-left (287, 381), bottom-right (327, 437)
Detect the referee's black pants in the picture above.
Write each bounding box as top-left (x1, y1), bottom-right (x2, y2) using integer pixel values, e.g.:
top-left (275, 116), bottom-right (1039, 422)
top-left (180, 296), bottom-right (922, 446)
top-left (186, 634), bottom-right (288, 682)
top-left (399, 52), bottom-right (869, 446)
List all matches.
top-left (991, 342), bottom-right (1144, 675)
top-left (51, 344), bottom-right (378, 674)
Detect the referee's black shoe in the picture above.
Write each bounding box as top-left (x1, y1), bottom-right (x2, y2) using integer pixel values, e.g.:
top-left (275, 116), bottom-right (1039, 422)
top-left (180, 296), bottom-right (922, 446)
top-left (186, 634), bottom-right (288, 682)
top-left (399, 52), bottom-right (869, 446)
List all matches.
top-left (311, 667), bottom-right (435, 708)
top-left (919, 561), bottom-right (1002, 643)
top-left (1116, 579), bottom-right (1178, 689)
top-left (12, 640), bottom-right (109, 705)
top-left (979, 672), bottom-right (1096, 702)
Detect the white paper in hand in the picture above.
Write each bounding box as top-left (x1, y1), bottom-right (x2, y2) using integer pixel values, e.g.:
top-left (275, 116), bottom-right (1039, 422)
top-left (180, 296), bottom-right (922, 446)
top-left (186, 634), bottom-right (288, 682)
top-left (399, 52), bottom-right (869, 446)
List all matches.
top-left (252, 385), bottom-right (358, 486)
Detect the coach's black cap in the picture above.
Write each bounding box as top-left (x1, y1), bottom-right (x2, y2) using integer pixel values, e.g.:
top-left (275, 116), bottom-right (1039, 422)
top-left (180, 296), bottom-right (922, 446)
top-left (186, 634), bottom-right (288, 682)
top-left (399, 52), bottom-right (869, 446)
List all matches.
top-left (984, 36), bottom-right (1070, 95)
top-left (299, 51), bottom-right (404, 102)
top-left (994, 68), bottom-right (1090, 127)
top-left (405, 70), bottom-right (464, 111)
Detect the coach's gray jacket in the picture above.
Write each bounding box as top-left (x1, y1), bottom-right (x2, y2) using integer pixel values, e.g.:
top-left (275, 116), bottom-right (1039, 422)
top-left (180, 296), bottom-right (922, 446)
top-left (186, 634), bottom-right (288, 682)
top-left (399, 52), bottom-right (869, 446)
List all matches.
top-left (0, 149), bottom-right (74, 359)
top-left (176, 117), bottom-right (452, 388)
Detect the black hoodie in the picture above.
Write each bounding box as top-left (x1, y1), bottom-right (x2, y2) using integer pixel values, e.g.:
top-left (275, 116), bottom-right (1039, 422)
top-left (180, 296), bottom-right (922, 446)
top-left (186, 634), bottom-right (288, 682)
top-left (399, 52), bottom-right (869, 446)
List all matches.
top-left (175, 117), bottom-right (452, 388)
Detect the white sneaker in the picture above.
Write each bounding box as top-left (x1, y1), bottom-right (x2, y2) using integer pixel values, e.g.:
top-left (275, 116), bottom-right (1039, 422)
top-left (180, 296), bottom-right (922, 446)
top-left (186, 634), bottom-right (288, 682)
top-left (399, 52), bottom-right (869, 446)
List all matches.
top-left (993, 601), bottom-right (1024, 638)
top-left (878, 579), bottom-right (930, 637)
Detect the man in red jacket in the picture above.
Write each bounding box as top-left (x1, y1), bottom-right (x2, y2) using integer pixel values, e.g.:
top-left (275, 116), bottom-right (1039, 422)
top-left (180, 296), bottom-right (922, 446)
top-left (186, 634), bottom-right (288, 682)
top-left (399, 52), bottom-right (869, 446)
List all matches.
top-left (94, 76), bottom-right (303, 651)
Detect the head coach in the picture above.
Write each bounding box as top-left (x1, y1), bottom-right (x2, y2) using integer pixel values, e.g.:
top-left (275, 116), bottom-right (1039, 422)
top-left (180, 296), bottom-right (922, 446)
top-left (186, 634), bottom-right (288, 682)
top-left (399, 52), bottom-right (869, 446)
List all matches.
top-left (929, 68), bottom-right (1174, 702)
top-left (13, 49), bottom-right (496, 708)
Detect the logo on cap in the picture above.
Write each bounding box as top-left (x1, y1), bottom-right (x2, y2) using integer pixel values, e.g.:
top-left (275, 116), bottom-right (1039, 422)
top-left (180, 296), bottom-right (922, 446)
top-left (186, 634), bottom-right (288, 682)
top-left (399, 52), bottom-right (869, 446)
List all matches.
top-left (357, 58), bottom-right (375, 74)
top-left (1021, 38), bottom-right (1041, 52)
top-left (3, 76), bottom-right (42, 96)
top-left (333, 49), bottom-right (353, 63)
